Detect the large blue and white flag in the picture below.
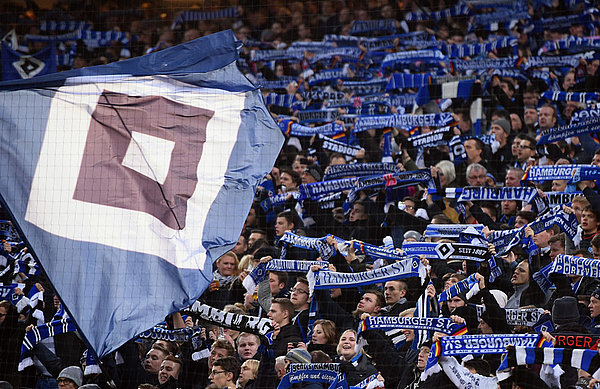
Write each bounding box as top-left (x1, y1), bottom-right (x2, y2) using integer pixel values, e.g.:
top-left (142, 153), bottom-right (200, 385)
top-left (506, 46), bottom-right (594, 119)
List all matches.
top-left (0, 30), bottom-right (283, 358)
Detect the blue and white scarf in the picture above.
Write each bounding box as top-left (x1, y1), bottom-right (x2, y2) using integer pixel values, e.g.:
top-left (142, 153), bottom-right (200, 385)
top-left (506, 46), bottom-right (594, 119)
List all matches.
top-left (323, 162), bottom-right (398, 181)
top-left (309, 69), bottom-right (373, 86)
top-left (354, 112), bottom-right (454, 132)
top-left (523, 164), bottom-right (600, 182)
top-left (572, 106), bottom-right (600, 123)
top-left (551, 254), bottom-right (600, 279)
top-left (546, 191), bottom-right (583, 206)
top-left (319, 135), bottom-right (363, 158)
top-left (402, 242), bottom-right (490, 262)
top-left (351, 240), bottom-right (407, 262)
top-left (534, 13), bottom-right (596, 33)
top-left (306, 256), bottom-right (424, 295)
top-left (457, 186), bottom-right (538, 203)
top-left (39, 20), bottom-right (91, 32)
top-left (538, 119), bottom-right (600, 145)
top-left (297, 109), bottom-right (340, 124)
top-left (438, 274), bottom-right (479, 303)
top-left (381, 50), bottom-right (448, 69)
top-left (350, 19), bottom-right (397, 35)
top-left (138, 326), bottom-right (203, 342)
top-left (408, 127), bottom-right (452, 148)
top-left (442, 37), bottom-right (517, 59)
top-left (312, 48), bottom-right (366, 64)
top-left (264, 93), bottom-right (299, 108)
top-left (541, 91), bottom-right (600, 103)
top-left (405, 3), bottom-right (470, 21)
top-left (279, 119), bottom-right (345, 137)
top-left (290, 41), bottom-right (336, 50)
top-left (279, 232), bottom-right (336, 260)
top-left (474, 305), bottom-right (545, 327)
top-left (542, 36), bottom-right (600, 53)
top-left (19, 318), bottom-right (77, 371)
top-left (278, 363), bottom-right (342, 389)
top-left (171, 7), bottom-right (240, 29)
top-left (260, 191), bottom-right (300, 212)
top-left (451, 57), bottom-right (518, 70)
top-left (242, 259), bottom-right (326, 294)
top-left (299, 177), bottom-right (358, 200)
top-left (424, 224), bottom-right (484, 239)
top-left (302, 90), bottom-right (347, 101)
top-left (251, 49), bottom-right (306, 62)
top-left (522, 52), bottom-right (595, 70)
top-left (386, 73), bottom-right (432, 90)
top-left (339, 79), bottom-right (387, 95)
top-left (533, 262), bottom-right (555, 294)
top-left (358, 316), bottom-right (467, 335)
top-left (325, 31), bottom-right (427, 44)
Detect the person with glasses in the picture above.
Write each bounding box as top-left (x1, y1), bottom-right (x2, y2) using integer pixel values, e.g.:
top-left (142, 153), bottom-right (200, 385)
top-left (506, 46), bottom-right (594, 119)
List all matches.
top-left (56, 366), bottom-right (83, 388)
top-left (209, 356), bottom-right (240, 389)
top-left (513, 135), bottom-right (536, 170)
top-left (289, 278), bottom-right (312, 342)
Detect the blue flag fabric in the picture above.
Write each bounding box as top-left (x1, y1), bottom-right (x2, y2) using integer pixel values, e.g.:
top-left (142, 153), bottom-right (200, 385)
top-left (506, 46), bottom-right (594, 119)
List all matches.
top-left (1, 42), bottom-right (57, 81)
top-left (0, 30), bottom-right (283, 358)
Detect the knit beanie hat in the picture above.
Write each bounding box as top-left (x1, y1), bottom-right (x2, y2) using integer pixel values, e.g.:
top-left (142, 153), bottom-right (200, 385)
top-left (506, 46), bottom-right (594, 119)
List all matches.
top-left (552, 296), bottom-right (580, 326)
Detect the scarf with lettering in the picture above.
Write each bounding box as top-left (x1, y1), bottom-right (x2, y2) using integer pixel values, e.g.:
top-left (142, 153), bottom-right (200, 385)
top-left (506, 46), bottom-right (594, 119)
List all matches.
top-left (497, 345), bottom-right (600, 382)
top-left (251, 49), bottom-right (306, 62)
top-left (438, 274), bottom-right (479, 303)
top-left (358, 316), bottom-right (467, 336)
top-left (339, 79), bottom-right (387, 95)
top-left (405, 3), bottom-right (470, 21)
top-left (242, 259), bottom-right (327, 294)
top-left (442, 37), bottom-right (517, 59)
top-left (407, 127), bottom-right (453, 148)
top-left (278, 363), bottom-right (343, 389)
top-left (19, 318), bottom-right (78, 371)
top-left (312, 48), bottom-right (366, 64)
top-left (474, 305), bottom-right (545, 327)
top-left (546, 191), bottom-right (583, 206)
top-left (522, 164), bottom-right (600, 182)
top-left (298, 177), bottom-right (358, 200)
top-left (302, 90), bottom-right (347, 101)
top-left (323, 162), bottom-right (398, 181)
top-left (381, 50), bottom-right (448, 69)
top-left (184, 302), bottom-right (274, 343)
top-left (279, 119), bottom-right (345, 137)
top-left (350, 19), bottom-right (397, 35)
top-left (534, 13), bottom-right (596, 33)
top-left (538, 119), bottom-right (600, 145)
top-left (522, 52), bottom-right (595, 70)
top-left (279, 232), bottom-right (336, 260)
top-left (541, 91), bottom-right (600, 103)
top-left (550, 254), bottom-right (600, 279)
top-left (137, 326), bottom-right (203, 342)
top-left (171, 7), bottom-right (239, 29)
top-left (424, 224), bottom-right (484, 239)
top-left (351, 240), bottom-right (407, 262)
top-left (457, 186), bottom-right (538, 203)
top-left (533, 261), bottom-right (555, 294)
top-left (354, 113), bottom-right (454, 132)
top-left (451, 57), bottom-right (519, 71)
top-left (309, 69), bottom-right (374, 86)
top-left (318, 134), bottom-right (363, 158)
top-left (437, 356), bottom-right (498, 389)
top-left (572, 106), bottom-right (600, 123)
top-left (260, 192), bottom-right (300, 213)
top-left (296, 109), bottom-right (341, 124)
top-left (306, 256), bottom-right (424, 295)
top-left (554, 334), bottom-right (600, 350)
top-left (264, 93), bottom-right (300, 108)
top-left (402, 242), bottom-right (491, 262)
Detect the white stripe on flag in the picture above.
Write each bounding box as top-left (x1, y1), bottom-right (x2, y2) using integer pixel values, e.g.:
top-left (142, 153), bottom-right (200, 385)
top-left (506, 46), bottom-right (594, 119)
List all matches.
top-left (543, 347), bottom-right (554, 365)
top-left (515, 346), bottom-right (528, 365)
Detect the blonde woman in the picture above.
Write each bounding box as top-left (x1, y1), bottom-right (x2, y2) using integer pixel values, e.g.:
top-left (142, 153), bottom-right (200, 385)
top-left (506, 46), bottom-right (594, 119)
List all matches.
top-left (336, 329), bottom-right (377, 386)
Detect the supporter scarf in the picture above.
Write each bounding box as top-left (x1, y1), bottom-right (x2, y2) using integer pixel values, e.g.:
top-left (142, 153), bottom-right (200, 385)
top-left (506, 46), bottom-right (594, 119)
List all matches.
top-left (490, 68), bottom-right (529, 81)
top-left (319, 134), bottom-right (363, 158)
top-left (265, 93), bottom-right (298, 108)
top-left (316, 192), bottom-right (343, 210)
top-left (408, 127), bottom-right (453, 148)
top-left (260, 79), bottom-right (297, 90)
top-left (438, 274), bottom-right (479, 303)
top-left (386, 73), bottom-right (433, 90)
top-left (251, 49), bottom-right (306, 62)
top-left (354, 112), bottom-right (454, 132)
top-left (340, 79), bottom-right (387, 95)
top-left (19, 318), bottom-right (77, 371)
top-left (497, 346), bottom-right (600, 381)
top-left (325, 31), bottom-right (428, 44)
top-left (352, 240), bottom-right (407, 262)
top-left (279, 232), bottom-right (336, 260)
top-left (553, 210), bottom-right (579, 240)
top-left (424, 224), bottom-right (484, 239)
top-left (546, 191), bottom-right (582, 206)
top-left (522, 52), bottom-right (594, 70)
top-left (299, 177), bottom-right (358, 200)
top-left (323, 162), bottom-right (397, 181)
top-left (457, 186), bottom-right (538, 203)
top-left (554, 334), bottom-right (600, 350)
top-left (278, 363), bottom-right (342, 389)
top-left (350, 19), bottom-right (397, 35)
top-left (26, 29), bottom-right (129, 45)
top-left (533, 262), bottom-right (554, 294)
top-left (171, 7), bottom-right (239, 29)
top-left (358, 316), bottom-right (467, 335)
top-left (306, 256), bottom-right (424, 295)
top-left (242, 259), bottom-right (326, 294)
top-left (442, 37), bottom-right (517, 59)
top-left (382, 50), bottom-right (448, 69)
top-left (415, 79), bottom-right (476, 107)
top-left (538, 119), bottom-right (600, 145)
top-left (474, 305), bottom-right (545, 327)
top-left (534, 13), bottom-right (595, 33)
top-left (470, 8), bottom-right (529, 26)
top-left (260, 192), bottom-right (300, 213)
top-left (438, 356), bottom-right (498, 389)
top-left (541, 91), bottom-right (600, 103)
top-left (413, 282), bottom-right (435, 351)
top-left (404, 3), bottom-right (470, 21)
top-left (309, 69), bottom-right (373, 86)
top-left (550, 254), bottom-right (600, 279)
top-left (279, 119), bottom-right (345, 137)
top-left (451, 57), bottom-right (518, 70)
top-left (297, 109), bottom-right (340, 124)
top-left (0, 283), bottom-right (24, 307)
top-left (522, 164), bottom-right (600, 182)
top-left (302, 90), bottom-right (347, 101)
top-left (290, 41), bottom-right (336, 49)
top-left (312, 48), bottom-right (365, 64)
top-left (184, 302), bottom-right (274, 342)
top-left (138, 326), bottom-right (203, 342)
top-left (39, 20), bottom-right (91, 32)
top-left (402, 242), bottom-right (490, 262)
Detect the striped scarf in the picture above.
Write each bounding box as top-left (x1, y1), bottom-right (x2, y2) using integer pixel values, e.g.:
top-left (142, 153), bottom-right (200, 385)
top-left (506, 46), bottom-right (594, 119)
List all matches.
top-left (19, 318), bottom-right (77, 371)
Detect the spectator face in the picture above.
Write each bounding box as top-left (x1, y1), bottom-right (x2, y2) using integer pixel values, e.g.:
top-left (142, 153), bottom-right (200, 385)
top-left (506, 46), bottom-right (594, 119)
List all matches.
top-left (417, 346), bottom-right (431, 370)
top-left (491, 124), bottom-right (508, 146)
top-left (349, 203), bottom-right (368, 222)
top-left (356, 292), bottom-right (381, 315)
top-left (524, 108), bottom-right (538, 126)
top-left (384, 281), bottom-right (406, 305)
top-left (268, 302), bottom-right (288, 325)
top-left (280, 172), bottom-right (296, 191)
top-left (329, 155), bottom-right (346, 165)
top-left (514, 216), bottom-right (528, 228)
top-left (401, 327), bottom-right (414, 342)
top-left (239, 360), bottom-right (256, 386)
top-left (467, 168), bottom-right (486, 187)
top-left (517, 140), bottom-right (535, 162)
top-left (158, 360), bottom-right (181, 384)
top-left (448, 296), bottom-right (465, 311)
top-left (57, 378), bottom-right (77, 389)
top-left (501, 200), bottom-right (517, 216)
top-left (248, 232), bottom-right (266, 247)
top-left (562, 72), bottom-right (575, 90)
top-left (144, 348), bottom-right (167, 374)
top-left (302, 169), bottom-right (317, 184)
top-left (538, 107), bottom-right (556, 130)
top-left (292, 160), bottom-right (306, 175)
top-left (290, 281), bottom-right (310, 309)
top-left (511, 261), bottom-right (529, 286)
top-left (210, 366), bottom-right (233, 387)
top-left (478, 320), bottom-right (493, 334)
top-left (552, 180), bottom-right (567, 192)
top-left (549, 240), bottom-right (564, 261)
top-left (588, 60), bottom-right (600, 75)
top-left (338, 330), bottom-right (357, 360)
top-left (209, 347), bottom-right (230, 369)
top-left (217, 255), bottom-right (236, 277)
top-left (404, 199), bottom-right (416, 216)
top-left (237, 335), bottom-right (259, 360)
top-left (233, 236), bottom-right (247, 255)
top-left (533, 230), bottom-right (552, 248)
top-left (589, 296), bottom-right (600, 318)
top-left (582, 210), bottom-right (599, 234)
top-left (510, 113), bottom-right (523, 132)
top-left (457, 114), bottom-right (471, 133)
top-left (464, 139), bottom-right (481, 162)
top-left (312, 323), bottom-right (328, 344)
top-left (523, 93), bottom-right (537, 107)
top-left (269, 273), bottom-right (285, 296)
top-left (0, 305), bottom-right (7, 325)
top-left (444, 277), bottom-right (459, 290)
top-left (505, 169), bottom-right (521, 187)
top-left (275, 216), bottom-right (293, 237)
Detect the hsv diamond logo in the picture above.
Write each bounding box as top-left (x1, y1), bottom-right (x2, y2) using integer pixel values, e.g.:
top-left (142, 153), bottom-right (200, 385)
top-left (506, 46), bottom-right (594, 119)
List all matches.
top-left (13, 56), bottom-right (45, 79)
top-left (73, 91), bottom-right (214, 230)
top-left (435, 243), bottom-right (454, 259)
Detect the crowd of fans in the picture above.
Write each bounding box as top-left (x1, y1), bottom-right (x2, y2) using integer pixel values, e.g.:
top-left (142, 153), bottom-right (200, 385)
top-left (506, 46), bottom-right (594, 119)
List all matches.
top-left (2, 0), bottom-right (600, 388)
